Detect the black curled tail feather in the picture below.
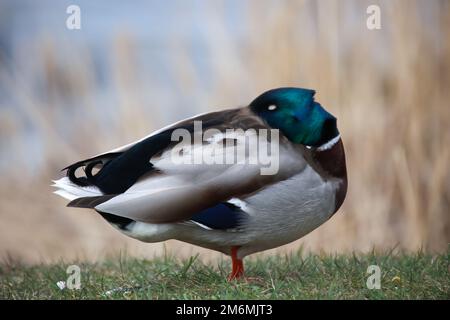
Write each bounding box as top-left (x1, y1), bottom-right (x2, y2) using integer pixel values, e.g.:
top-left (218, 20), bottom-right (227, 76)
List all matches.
top-left (63, 130), bottom-right (169, 194)
top-left (63, 125), bottom-right (195, 195)
top-left (64, 153), bottom-right (122, 188)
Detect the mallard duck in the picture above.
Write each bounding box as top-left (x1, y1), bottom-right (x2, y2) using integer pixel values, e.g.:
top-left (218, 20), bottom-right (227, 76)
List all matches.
top-left (53, 87), bottom-right (347, 280)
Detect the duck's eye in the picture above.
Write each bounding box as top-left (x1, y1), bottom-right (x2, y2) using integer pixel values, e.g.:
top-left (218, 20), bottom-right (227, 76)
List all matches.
top-left (267, 104), bottom-right (277, 111)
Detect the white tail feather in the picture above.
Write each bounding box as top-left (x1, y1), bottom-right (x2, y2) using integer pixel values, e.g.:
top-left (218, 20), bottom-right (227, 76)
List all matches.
top-left (52, 177), bottom-right (102, 201)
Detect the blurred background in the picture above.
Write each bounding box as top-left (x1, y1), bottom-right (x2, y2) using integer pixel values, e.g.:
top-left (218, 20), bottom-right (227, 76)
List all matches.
top-left (0, 0), bottom-right (449, 264)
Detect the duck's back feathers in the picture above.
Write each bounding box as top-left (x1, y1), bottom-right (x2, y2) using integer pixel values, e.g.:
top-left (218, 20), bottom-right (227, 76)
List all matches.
top-left (56, 107), bottom-right (307, 224)
top-left (90, 130), bottom-right (304, 223)
top-left (64, 108), bottom-right (260, 194)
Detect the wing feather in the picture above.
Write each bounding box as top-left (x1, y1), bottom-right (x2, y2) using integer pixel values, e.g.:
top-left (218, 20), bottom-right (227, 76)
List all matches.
top-left (59, 107), bottom-right (307, 223)
top-left (94, 125), bottom-right (307, 223)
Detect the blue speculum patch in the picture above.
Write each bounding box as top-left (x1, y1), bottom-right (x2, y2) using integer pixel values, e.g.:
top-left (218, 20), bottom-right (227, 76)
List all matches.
top-left (190, 202), bottom-right (247, 229)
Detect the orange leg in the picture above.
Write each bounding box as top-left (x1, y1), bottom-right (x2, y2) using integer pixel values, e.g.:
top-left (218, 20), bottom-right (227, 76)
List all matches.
top-left (228, 246), bottom-right (244, 281)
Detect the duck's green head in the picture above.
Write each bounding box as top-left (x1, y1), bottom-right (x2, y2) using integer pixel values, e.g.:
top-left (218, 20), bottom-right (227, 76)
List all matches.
top-left (250, 87), bottom-right (339, 147)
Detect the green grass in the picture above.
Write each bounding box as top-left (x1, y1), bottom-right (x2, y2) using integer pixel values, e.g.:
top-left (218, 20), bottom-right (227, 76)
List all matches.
top-left (1, 250), bottom-right (448, 300)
